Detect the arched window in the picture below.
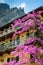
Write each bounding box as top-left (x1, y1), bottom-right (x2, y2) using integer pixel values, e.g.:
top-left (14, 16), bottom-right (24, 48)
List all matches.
top-left (11, 57), bottom-right (15, 61)
top-left (11, 57), bottom-right (13, 61)
top-left (26, 32), bottom-right (29, 39)
top-left (7, 58), bottom-right (10, 62)
top-left (30, 54), bottom-right (35, 63)
top-left (16, 56), bottom-right (19, 62)
top-left (16, 36), bottom-right (20, 45)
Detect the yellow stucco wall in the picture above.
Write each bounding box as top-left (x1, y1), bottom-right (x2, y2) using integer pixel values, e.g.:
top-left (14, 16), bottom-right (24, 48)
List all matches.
top-left (0, 53), bottom-right (15, 65)
top-left (0, 38), bottom-right (11, 45)
top-left (0, 53), bottom-right (30, 65)
top-left (20, 31), bottom-right (27, 44)
top-left (0, 30), bottom-right (30, 65)
top-left (0, 30), bottom-right (29, 46)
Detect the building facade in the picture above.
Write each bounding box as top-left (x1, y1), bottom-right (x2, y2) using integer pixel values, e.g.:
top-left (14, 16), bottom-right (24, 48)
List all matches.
top-left (0, 7), bottom-right (43, 65)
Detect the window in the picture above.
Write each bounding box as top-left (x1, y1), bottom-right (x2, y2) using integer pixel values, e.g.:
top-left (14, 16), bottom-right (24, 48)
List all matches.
top-left (26, 33), bottom-right (29, 39)
top-left (30, 54), bottom-right (33, 59)
top-left (11, 58), bottom-right (13, 61)
top-left (27, 30), bottom-right (29, 32)
top-left (40, 55), bottom-right (43, 59)
top-left (1, 59), bottom-right (4, 62)
top-left (16, 56), bottom-right (19, 62)
top-left (10, 39), bottom-right (12, 42)
top-left (16, 36), bottom-right (20, 45)
top-left (30, 54), bottom-right (35, 63)
top-left (1, 43), bottom-right (5, 49)
top-left (1, 43), bottom-right (5, 45)
top-left (7, 58), bottom-right (10, 62)
top-left (41, 12), bottom-right (43, 16)
top-left (26, 33), bottom-right (29, 36)
top-left (17, 36), bottom-right (20, 40)
top-left (11, 57), bottom-right (15, 61)
top-left (35, 40), bottom-right (41, 47)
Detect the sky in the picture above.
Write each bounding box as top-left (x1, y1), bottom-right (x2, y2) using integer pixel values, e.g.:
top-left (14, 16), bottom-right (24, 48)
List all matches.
top-left (0, 0), bottom-right (43, 13)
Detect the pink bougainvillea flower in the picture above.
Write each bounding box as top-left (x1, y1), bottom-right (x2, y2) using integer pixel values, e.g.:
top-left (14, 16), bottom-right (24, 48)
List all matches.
top-left (26, 37), bottom-right (36, 44)
top-left (28, 21), bottom-right (35, 28)
top-left (2, 62), bottom-right (8, 65)
top-left (39, 48), bottom-right (43, 54)
top-left (38, 11), bottom-right (43, 14)
top-left (2, 10), bottom-right (43, 65)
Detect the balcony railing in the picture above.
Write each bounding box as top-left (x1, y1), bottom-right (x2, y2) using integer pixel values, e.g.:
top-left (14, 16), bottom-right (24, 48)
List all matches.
top-left (0, 26), bottom-right (23, 37)
top-left (0, 39), bottom-right (23, 51)
top-left (0, 41), bottom-right (15, 51)
top-left (0, 44), bottom-right (5, 51)
top-left (0, 36), bottom-right (26, 51)
top-left (0, 33), bottom-right (35, 51)
top-left (15, 26), bottom-right (23, 30)
top-left (0, 28), bottom-right (15, 37)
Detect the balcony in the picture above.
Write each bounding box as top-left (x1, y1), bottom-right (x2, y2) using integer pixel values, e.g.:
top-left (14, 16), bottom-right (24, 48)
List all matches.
top-left (0, 41), bottom-right (15, 51)
top-left (0, 37), bottom-right (26, 51)
top-left (0, 43), bottom-right (6, 51)
top-left (0, 33), bottom-right (35, 51)
top-left (0, 31), bottom-right (3, 37)
top-left (0, 26), bottom-right (23, 38)
top-left (15, 26), bottom-right (23, 30)
top-left (0, 39), bottom-right (22, 51)
top-left (0, 28), bottom-right (15, 37)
